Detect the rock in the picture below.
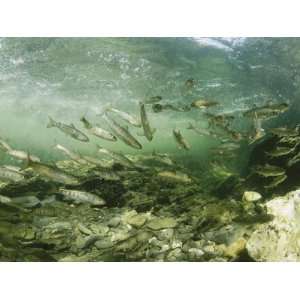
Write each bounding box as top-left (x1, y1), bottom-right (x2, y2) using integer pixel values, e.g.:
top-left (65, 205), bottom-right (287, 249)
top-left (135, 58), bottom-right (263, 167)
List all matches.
top-left (90, 224), bottom-right (109, 235)
top-left (135, 230), bottom-right (152, 243)
top-left (115, 236), bottom-right (138, 252)
top-left (146, 217), bottom-right (177, 230)
top-left (166, 248), bottom-right (184, 261)
top-left (242, 191), bottom-right (262, 202)
top-left (95, 239), bottom-right (114, 249)
top-left (107, 217), bottom-right (121, 227)
top-left (224, 238), bottom-right (246, 258)
top-left (247, 189), bottom-right (300, 261)
top-left (155, 229), bottom-right (174, 241)
top-left (187, 248), bottom-right (205, 260)
top-left (126, 214), bottom-right (147, 228)
top-left (77, 223), bottom-right (93, 235)
top-left (76, 235), bottom-right (101, 250)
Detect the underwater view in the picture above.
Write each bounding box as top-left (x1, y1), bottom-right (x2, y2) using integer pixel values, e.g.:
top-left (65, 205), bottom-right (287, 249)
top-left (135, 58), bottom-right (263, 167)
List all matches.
top-left (1, 37), bottom-right (300, 262)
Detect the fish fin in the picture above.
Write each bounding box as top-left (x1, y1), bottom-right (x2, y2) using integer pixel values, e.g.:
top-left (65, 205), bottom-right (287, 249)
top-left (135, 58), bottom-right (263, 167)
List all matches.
top-left (152, 149), bottom-right (157, 156)
top-left (70, 123), bottom-right (76, 128)
top-left (47, 116), bottom-right (56, 128)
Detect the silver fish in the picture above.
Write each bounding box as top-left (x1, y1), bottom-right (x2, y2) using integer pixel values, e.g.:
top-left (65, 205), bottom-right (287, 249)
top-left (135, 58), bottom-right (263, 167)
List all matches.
top-left (266, 146), bottom-right (296, 158)
top-left (264, 174), bottom-right (287, 189)
top-left (0, 195), bottom-right (12, 204)
top-left (0, 167), bottom-right (25, 183)
top-left (187, 123), bottom-right (217, 138)
top-left (243, 103), bottom-right (289, 120)
top-left (80, 117), bottom-right (117, 141)
top-left (140, 102), bottom-right (156, 141)
top-left (47, 116), bottom-right (89, 142)
top-left (26, 156), bottom-right (79, 185)
top-left (54, 144), bottom-right (82, 161)
top-left (102, 113), bottom-right (142, 149)
top-left (59, 188), bottom-right (105, 206)
top-left (0, 139), bottom-right (40, 162)
top-left (173, 129), bottom-right (190, 150)
top-left (106, 107), bottom-right (141, 127)
top-left (269, 126), bottom-right (299, 137)
top-left (3, 165), bottom-right (22, 172)
top-left (97, 145), bottom-right (135, 168)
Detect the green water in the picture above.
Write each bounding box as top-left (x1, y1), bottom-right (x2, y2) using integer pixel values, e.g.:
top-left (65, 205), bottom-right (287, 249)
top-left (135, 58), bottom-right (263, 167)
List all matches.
top-left (1, 38), bottom-right (300, 262)
top-left (1, 37), bottom-right (297, 170)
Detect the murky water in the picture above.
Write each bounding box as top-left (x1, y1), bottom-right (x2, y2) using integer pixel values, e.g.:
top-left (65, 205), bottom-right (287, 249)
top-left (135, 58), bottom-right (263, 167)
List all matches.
top-left (0, 37), bottom-right (300, 261)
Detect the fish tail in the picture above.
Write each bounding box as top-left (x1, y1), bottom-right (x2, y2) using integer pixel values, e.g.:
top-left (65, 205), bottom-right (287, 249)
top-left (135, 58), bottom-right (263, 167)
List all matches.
top-left (47, 116), bottom-right (56, 128)
top-left (80, 116), bottom-right (90, 128)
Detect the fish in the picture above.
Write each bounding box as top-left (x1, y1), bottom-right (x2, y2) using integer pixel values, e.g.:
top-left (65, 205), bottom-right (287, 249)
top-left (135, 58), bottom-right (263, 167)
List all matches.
top-left (144, 96), bottom-right (163, 104)
top-left (269, 126), bottom-right (300, 137)
top-left (205, 112), bottom-right (235, 128)
top-left (264, 174), bottom-right (287, 189)
top-left (80, 116), bottom-right (117, 141)
top-left (2, 165), bottom-right (22, 172)
top-left (93, 169), bottom-right (120, 181)
top-left (287, 152), bottom-right (300, 167)
top-left (25, 155), bottom-right (79, 185)
top-left (151, 150), bottom-right (175, 166)
top-left (80, 155), bottom-right (108, 167)
top-left (266, 146), bottom-right (296, 158)
top-left (0, 139), bottom-right (40, 162)
top-left (243, 102), bottom-right (289, 120)
top-left (0, 195), bottom-right (12, 204)
top-left (191, 99), bottom-right (219, 109)
top-left (140, 102), bottom-right (156, 141)
top-left (11, 196), bottom-right (41, 208)
top-left (106, 107), bottom-right (141, 127)
top-left (102, 113), bottom-right (142, 149)
top-left (152, 103), bottom-right (191, 113)
top-left (158, 171), bottom-right (192, 183)
top-left (187, 123), bottom-right (216, 138)
top-left (254, 164), bottom-right (286, 177)
top-left (173, 129), bottom-right (190, 150)
top-left (54, 144), bottom-right (82, 161)
top-left (0, 167), bottom-right (25, 183)
top-left (212, 123), bottom-right (243, 141)
top-left (279, 136), bottom-right (300, 146)
top-left (97, 145), bottom-right (135, 168)
top-left (59, 188), bottom-right (105, 206)
top-left (47, 116), bottom-right (89, 142)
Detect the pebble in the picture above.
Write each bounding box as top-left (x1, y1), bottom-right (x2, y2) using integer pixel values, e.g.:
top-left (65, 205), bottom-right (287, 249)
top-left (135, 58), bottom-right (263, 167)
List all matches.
top-left (146, 217), bottom-right (177, 230)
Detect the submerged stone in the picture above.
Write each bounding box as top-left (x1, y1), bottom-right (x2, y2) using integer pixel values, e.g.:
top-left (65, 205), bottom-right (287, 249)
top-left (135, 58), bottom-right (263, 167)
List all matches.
top-left (146, 217), bottom-right (177, 230)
